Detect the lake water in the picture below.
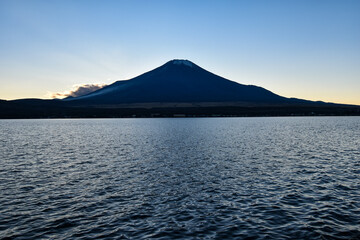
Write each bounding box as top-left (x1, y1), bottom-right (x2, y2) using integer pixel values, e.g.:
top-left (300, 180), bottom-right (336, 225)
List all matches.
top-left (0, 117), bottom-right (359, 239)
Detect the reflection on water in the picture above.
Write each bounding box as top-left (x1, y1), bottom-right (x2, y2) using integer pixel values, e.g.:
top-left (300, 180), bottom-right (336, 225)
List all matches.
top-left (0, 117), bottom-right (359, 239)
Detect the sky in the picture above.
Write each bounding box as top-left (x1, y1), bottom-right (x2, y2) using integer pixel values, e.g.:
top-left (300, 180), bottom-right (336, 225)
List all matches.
top-left (0, 0), bottom-right (359, 105)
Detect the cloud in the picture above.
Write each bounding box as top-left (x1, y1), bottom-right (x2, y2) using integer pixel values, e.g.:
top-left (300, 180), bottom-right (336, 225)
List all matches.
top-left (49, 83), bottom-right (107, 99)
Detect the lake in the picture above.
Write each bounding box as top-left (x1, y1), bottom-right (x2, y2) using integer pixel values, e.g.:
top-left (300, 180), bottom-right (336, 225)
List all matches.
top-left (0, 117), bottom-right (359, 239)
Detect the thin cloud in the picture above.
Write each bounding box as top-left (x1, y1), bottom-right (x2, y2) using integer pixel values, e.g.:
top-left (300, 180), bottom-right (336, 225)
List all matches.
top-left (49, 83), bottom-right (107, 99)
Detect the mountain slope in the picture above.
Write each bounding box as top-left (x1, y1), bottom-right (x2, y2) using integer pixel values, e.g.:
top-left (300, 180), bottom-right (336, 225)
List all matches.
top-left (64, 60), bottom-right (293, 105)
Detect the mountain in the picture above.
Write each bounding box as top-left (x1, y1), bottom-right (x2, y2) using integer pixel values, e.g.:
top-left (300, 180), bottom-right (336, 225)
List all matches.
top-left (64, 59), bottom-right (301, 105)
top-left (1, 59), bottom-right (359, 118)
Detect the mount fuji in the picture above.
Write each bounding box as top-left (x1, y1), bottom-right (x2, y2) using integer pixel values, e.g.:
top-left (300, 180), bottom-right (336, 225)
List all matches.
top-left (1, 59), bottom-right (359, 118)
top-left (63, 59), bottom-right (302, 105)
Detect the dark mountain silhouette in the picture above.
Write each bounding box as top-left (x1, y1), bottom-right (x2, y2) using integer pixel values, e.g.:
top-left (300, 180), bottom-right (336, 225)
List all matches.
top-left (64, 59), bottom-right (304, 105)
top-left (1, 59), bottom-right (359, 118)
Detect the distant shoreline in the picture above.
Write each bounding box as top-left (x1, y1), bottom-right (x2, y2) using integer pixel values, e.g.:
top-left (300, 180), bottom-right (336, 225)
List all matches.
top-left (1, 100), bottom-right (359, 119)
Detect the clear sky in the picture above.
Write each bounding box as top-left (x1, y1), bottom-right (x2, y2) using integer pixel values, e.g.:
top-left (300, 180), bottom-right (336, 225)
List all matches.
top-left (1, 0), bottom-right (359, 105)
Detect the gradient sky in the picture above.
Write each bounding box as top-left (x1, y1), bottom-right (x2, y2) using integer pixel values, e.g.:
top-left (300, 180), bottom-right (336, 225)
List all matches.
top-left (1, 0), bottom-right (359, 104)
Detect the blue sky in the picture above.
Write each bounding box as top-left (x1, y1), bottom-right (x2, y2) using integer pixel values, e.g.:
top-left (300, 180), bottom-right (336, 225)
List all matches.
top-left (0, 0), bottom-right (359, 104)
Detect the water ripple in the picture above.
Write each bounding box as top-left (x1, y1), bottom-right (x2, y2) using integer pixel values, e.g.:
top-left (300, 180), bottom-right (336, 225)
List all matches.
top-left (0, 117), bottom-right (359, 239)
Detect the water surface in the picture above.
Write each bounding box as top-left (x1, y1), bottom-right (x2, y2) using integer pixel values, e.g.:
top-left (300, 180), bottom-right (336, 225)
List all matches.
top-left (0, 117), bottom-right (359, 239)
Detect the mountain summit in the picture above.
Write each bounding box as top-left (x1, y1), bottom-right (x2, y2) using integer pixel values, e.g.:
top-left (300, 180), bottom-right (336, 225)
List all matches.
top-left (171, 59), bottom-right (195, 67)
top-left (65, 59), bottom-right (290, 105)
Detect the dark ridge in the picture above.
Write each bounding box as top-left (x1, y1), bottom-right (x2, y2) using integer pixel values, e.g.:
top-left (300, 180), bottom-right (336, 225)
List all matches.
top-left (1, 59), bottom-right (359, 118)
